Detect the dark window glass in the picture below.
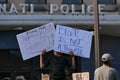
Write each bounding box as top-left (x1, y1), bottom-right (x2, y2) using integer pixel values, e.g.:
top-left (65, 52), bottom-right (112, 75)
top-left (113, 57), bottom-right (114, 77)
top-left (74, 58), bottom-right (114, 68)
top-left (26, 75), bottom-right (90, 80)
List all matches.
top-left (25, 0), bottom-right (46, 4)
top-left (62, 0), bottom-right (83, 4)
top-left (0, 0), bottom-right (7, 3)
top-left (98, 0), bottom-right (116, 4)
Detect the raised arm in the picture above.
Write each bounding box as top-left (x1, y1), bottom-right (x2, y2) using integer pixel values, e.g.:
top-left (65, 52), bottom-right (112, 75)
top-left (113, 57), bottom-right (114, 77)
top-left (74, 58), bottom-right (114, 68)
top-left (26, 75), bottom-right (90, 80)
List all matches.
top-left (69, 51), bottom-right (76, 70)
top-left (40, 50), bottom-right (46, 68)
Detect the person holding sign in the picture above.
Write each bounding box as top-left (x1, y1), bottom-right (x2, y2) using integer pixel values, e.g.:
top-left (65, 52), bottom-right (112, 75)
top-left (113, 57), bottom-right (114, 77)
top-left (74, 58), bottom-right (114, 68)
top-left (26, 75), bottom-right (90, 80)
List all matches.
top-left (40, 50), bottom-right (76, 80)
top-left (94, 53), bottom-right (120, 80)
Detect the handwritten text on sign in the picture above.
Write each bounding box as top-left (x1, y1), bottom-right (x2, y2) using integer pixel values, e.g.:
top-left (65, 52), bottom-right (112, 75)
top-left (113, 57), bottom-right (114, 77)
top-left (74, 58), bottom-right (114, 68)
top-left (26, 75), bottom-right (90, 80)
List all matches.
top-left (54, 25), bottom-right (92, 58)
top-left (72, 72), bottom-right (89, 80)
top-left (16, 23), bottom-right (55, 60)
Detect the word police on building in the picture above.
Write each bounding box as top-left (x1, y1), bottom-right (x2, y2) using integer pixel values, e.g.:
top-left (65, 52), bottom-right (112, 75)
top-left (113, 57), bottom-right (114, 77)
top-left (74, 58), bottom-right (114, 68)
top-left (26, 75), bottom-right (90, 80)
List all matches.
top-left (0, 3), bottom-right (115, 15)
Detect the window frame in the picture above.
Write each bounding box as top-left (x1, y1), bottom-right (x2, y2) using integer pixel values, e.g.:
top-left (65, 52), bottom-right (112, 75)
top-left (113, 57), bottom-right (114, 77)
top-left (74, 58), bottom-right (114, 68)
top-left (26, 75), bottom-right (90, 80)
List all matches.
top-left (0, 0), bottom-right (8, 4)
top-left (98, 0), bottom-right (116, 4)
top-left (62, 0), bottom-right (83, 4)
top-left (25, 0), bottom-right (47, 4)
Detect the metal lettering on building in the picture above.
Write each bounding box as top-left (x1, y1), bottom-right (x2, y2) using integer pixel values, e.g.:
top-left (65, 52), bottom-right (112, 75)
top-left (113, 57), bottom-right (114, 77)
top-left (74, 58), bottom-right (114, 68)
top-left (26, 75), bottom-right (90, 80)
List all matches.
top-left (0, 3), bottom-right (118, 15)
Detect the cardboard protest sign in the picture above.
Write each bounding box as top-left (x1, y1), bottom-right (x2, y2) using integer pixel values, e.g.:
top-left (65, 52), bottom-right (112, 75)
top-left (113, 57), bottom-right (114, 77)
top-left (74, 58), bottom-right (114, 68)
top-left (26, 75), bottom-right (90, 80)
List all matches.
top-left (72, 72), bottom-right (89, 80)
top-left (54, 25), bottom-right (92, 58)
top-left (41, 74), bottom-right (50, 80)
top-left (16, 22), bottom-right (55, 60)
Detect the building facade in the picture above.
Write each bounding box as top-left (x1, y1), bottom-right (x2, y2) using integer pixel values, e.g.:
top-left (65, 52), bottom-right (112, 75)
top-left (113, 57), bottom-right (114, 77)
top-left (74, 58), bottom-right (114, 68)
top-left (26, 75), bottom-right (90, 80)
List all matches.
top-left (0, 0), bottom-right (120, 80)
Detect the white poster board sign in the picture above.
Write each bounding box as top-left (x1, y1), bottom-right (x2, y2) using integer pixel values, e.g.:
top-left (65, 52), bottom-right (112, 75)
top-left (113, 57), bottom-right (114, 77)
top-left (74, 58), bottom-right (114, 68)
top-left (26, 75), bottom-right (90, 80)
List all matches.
top-left (41, 74), bottom-right (50, 80)
top-left (16, 23), bottom-right (55, 60)
top-left (54, 25), bottom-right (92, 58)
top-left (72, 72), bottom-right (89, 80)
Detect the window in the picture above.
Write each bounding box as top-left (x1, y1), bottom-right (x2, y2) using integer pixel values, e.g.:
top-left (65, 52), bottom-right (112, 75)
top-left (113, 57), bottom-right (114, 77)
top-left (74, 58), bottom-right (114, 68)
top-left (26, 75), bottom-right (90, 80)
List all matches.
top-left (0, 0), bottom-right (7, 3)
top-left (98, 0), bottom-right (116, 4)
top-left (62, 0), bottom-right (83, 4)
top-left (25, 0), bottom-right (46, 4)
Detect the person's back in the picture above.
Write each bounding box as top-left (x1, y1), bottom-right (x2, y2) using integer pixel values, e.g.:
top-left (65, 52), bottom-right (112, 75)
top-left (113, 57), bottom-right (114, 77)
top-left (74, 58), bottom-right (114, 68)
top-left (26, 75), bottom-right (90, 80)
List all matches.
top-left (94, 65), bottom-right (119, 80)
top-left (94, 53), bottom-right (120, 80)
